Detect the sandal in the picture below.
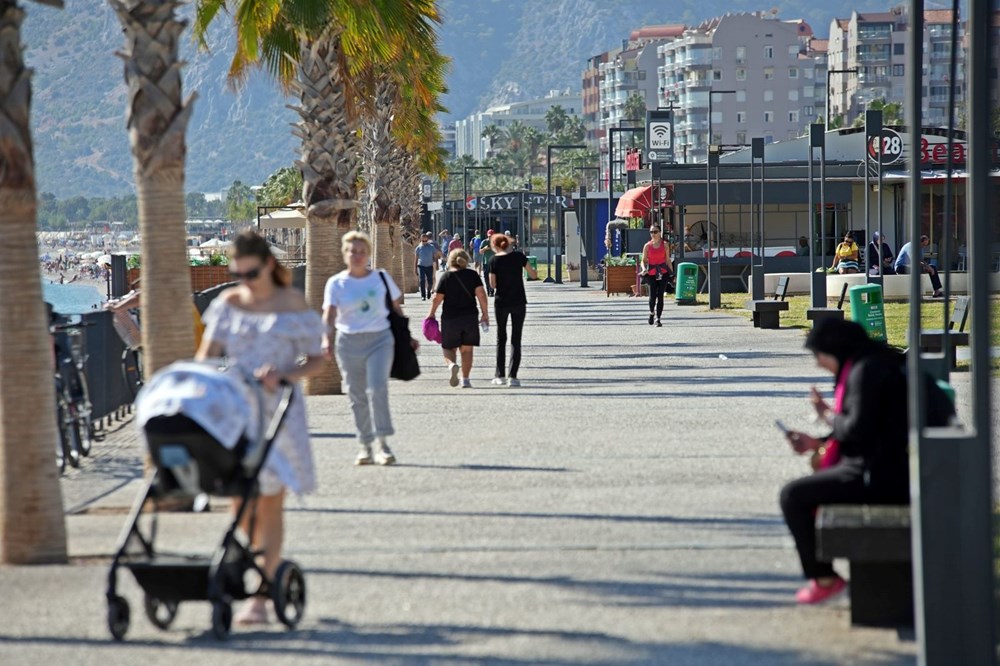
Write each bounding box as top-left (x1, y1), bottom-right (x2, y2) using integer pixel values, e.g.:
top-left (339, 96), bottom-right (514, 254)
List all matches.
top-left (233, 598), bottom-right (271, 625)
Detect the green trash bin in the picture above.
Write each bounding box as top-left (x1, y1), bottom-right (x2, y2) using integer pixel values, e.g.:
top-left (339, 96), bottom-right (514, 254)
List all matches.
top-left (849, 283), bottom-right (887, 341)
top-left (525, 255), bottom-right (538, 281)
top-left (675, 262), bottom-right (698, 304)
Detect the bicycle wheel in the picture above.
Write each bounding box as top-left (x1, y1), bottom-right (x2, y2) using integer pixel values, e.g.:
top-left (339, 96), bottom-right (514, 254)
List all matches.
top-left (121, 347), bottom-right (144, 401)
top-left (71, 418), bottom-right (90, 460)
top-left (55, 404), bottom-right (67, 475)
top-left (55, 396), bottom-right (75, 471)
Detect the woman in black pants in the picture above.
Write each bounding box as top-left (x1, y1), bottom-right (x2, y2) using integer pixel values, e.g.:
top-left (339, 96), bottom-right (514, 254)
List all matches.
top-left (488, 233), bottom-right (538, 387)
top-left (779, 319), bottom-right (953, 604)
top-left (640, 225), bottom-right (672, 326)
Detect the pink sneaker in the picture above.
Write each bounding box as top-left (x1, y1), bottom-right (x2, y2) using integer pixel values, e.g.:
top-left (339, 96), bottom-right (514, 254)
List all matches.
top-left (795, 577), bottom-right (847, 604)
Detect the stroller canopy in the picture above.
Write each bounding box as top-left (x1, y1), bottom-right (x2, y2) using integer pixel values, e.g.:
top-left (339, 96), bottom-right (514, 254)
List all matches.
top-left (137, 362), bottom-right (261, 450)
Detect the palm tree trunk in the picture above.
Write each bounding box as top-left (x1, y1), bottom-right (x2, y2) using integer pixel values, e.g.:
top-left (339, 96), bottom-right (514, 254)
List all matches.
top-left (0, 0), bottom-right (67, 564)
top-left (293, 30), bottom-right (356, 395)
top-left (112, 0), bottom-right (195, 373)
top-left (400, 230), bottom-right (417, 293)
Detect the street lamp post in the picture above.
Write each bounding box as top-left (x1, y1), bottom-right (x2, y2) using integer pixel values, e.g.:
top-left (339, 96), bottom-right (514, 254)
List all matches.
top-left (825, 67), bottom-right (858, 131)
top-left (573, 165), bottom-right (600, 289)
top-left (462, 166), bottom-right (492, 248)
top-left (545, 144), bottom-right (586, 283)
top-left (704, 90), bottom-right (736, 310)
top-left (443, 170), bottom-right (463, 240)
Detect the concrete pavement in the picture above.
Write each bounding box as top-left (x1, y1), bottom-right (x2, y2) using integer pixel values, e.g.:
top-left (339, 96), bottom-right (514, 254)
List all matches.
top-left (6, 281), bottom-right (992, 664)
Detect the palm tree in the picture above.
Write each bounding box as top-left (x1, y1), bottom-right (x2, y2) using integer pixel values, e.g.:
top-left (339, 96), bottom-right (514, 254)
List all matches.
top-left (544, 104), bottom-right (568, 136)
top-left (480, 124), bottom-right (502, 158)
top-left (110, 0), bottom-right (196, 375)
top-left (622, 93), bottom-right (647, 126)
top-left (0, 0), bottom-right (68, 564)
top-left (195, 0), bottom-right (440, 395)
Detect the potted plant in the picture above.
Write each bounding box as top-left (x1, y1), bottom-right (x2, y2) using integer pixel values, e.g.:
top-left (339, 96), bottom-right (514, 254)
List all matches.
top-left (566, 260), bottom-right (580, 282)
top-left (604, 252), bottom-right (636, 296)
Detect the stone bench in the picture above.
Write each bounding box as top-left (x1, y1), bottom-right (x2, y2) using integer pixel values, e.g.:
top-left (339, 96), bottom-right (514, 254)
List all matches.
top-left (745, 276), bottom-right (790, 329)
top-left (816, 504), bottom-right (913, 628)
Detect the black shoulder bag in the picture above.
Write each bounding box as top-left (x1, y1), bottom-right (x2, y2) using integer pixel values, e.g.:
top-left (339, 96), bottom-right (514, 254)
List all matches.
top-left (378, 271), bottom-right (420, 381)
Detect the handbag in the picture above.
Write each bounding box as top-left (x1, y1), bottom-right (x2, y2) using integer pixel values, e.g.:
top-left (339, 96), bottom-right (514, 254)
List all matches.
top-left (378, 271), bottom-right (420, 381)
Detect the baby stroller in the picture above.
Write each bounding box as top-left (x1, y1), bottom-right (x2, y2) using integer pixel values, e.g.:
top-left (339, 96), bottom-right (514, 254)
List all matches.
top-left (106, 361), bottom-right (305, 641)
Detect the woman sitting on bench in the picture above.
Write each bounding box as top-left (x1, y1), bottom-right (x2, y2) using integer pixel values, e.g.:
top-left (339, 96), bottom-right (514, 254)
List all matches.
top-left (778, 319), bottom-right (952, 605)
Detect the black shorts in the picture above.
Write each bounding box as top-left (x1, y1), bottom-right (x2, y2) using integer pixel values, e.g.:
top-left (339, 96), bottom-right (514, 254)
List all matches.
top-left (441, 315), bottom-right (480, 349)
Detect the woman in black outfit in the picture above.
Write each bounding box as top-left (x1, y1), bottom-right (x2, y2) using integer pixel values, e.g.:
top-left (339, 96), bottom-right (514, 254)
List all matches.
top-left (488, 233), bottom-right (538, 387)
top-left (427, 249), bottom-right (489, 388)
top-left (779, 318), bottom-right (951, 604)
top-left (867, 232), bottom-right (895, 275)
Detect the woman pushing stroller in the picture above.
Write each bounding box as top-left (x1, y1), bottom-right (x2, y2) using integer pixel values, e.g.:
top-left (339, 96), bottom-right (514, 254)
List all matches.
top-left (196, 230), bottom-right (325, 625)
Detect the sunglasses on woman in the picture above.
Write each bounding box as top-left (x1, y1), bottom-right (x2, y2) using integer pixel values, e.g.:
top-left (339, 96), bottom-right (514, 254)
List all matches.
top-left (229, 265), bottom-right (263, 280)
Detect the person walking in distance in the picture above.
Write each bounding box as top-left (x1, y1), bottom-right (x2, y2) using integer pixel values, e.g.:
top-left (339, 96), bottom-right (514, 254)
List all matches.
top-left (323, 231), bottom-right (409, 466)
top-left (414, 232), bottom-right (440, 301)
top-left (488, 232), bottom-right (538, 386)
top-left (479, 229), bottom-right (496, 297)
top-left (640, 225), bottom-right (672, 327)
top-left (427, 249), bottom-right (489, 388)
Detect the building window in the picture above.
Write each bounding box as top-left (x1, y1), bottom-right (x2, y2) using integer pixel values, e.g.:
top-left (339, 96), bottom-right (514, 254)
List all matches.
top-left (764, 111), bottom-right (774, 123)
top-left (736, 68), bottom-right (747, 81)
top-left (789, 67), bottom-right (799, 79)
top-left (804, 68), bottom-right (814, 80)
top-left (736, 111), bottom-right (746, 123)
top-left (764, 67), bottom-right (774, 80)
top-left (736, 46), bottom-right (747, 63)
top-left (711, 111), bottom-right (722, 124)
top-left (892, 64), bottom-right (904, 77)
top-left (804, 105), bottom-right (815, 116)
top-left (804, 86), bottom-right (814, 98)
top-left (736, 90), bottom-right (747, 102)
top-left (789, 110), bottom-right (800, 122)
top-left (788, 90), bottom-right (799, 101)
top-left (764, 45), bottom-right (774, 59)
top-left (737, 131), bottom-right (747, 144)
top-left (765, 135), bottom-right (774, 144)
top-left (764, 90), bottom-right (774, 102)
top-left (893, 43), bottom-right (904, 56)
top-left (713, 46), bottom-right (722, 60)
top-left (713, 70), bottom-right (723, 81)
top-left (788, 44), bottom-right (799, 56)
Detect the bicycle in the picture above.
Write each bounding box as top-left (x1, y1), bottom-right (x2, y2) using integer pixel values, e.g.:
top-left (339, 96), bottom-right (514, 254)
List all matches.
top-left (108, 296), bottom-right (144, 401)
top-left (52, 318), bottom-right (95, 472)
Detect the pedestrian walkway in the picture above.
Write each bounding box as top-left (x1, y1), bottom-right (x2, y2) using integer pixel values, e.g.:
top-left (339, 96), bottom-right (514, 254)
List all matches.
top-left (9, 281), bottom-right (987, 664)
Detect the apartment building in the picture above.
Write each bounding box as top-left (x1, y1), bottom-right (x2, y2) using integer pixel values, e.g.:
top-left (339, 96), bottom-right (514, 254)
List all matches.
top-left (582, 50), bottom-right (617, 145)
top-left (827, 7), bottom-right (966, 128)
top-left (658, 12), bottom-right (824, 162)
top-left (453, 90), bottom-right (582, 162)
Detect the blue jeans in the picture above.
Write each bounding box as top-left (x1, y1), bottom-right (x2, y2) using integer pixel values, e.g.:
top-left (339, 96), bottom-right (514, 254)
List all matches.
top-left (418, 265), bottom-right (434, 299)
top-left (334, 329), bottom-right (395, 444)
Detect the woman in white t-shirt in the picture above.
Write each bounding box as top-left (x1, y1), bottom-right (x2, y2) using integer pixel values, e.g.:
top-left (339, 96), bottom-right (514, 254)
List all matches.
top-left (322, 231), bottom-right (410, 466)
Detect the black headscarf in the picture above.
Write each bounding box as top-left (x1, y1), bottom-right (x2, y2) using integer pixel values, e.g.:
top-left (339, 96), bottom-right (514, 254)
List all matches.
top-left (804, 318), bottom-right (900, 383)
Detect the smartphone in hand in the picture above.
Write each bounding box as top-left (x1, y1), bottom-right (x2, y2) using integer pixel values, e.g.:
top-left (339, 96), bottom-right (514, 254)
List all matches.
top-left (774, 419), bottom-right (790, 435)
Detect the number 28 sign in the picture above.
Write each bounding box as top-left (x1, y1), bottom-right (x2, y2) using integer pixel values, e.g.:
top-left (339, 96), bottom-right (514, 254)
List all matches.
top-left (867, 128), bottom-right (904, 165)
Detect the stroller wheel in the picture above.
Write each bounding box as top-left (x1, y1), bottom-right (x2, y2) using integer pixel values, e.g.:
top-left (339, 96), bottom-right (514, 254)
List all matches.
top-left (107, 596), bottom-right (130, 641)
top-left (211, 601), bottom-right (232, 640)
top-left (271, 560), bottom-right (306, 628)
top-left (144, 594), bottom-right (179, 630)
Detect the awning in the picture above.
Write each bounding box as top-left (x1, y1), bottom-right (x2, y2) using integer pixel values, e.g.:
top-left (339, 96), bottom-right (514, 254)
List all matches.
top-left (614, 186), bottom-right (653, 218)
top-left (258, 207), bottom-right (306, 229)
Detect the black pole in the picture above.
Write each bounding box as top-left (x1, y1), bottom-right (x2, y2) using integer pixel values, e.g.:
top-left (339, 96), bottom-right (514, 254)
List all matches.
top-left (579, 183), bottom-right (589, 288)
top-left (555, 185), bottom-right (564, 284)
top-left (545, 147), bottom-right (554, 283)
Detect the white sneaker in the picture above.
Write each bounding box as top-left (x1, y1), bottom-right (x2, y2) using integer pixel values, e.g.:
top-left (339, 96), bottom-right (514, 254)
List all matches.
top-left (449, 363), bottom-right (460, 387)
top-left (374, 441), bottom-right (396, 466)
top-left (355, 444), bottom-right (373, 466)
top-left (461, 378), bottom-right (472, 389)
top-left (507, 378), bottom-right (521, 387)
top-left (491, 377), bottom-right (505, 386)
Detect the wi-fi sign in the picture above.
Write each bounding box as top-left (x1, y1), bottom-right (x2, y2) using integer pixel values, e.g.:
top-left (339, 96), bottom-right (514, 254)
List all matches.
top-left (648, 121), bottom-right (672, 150)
